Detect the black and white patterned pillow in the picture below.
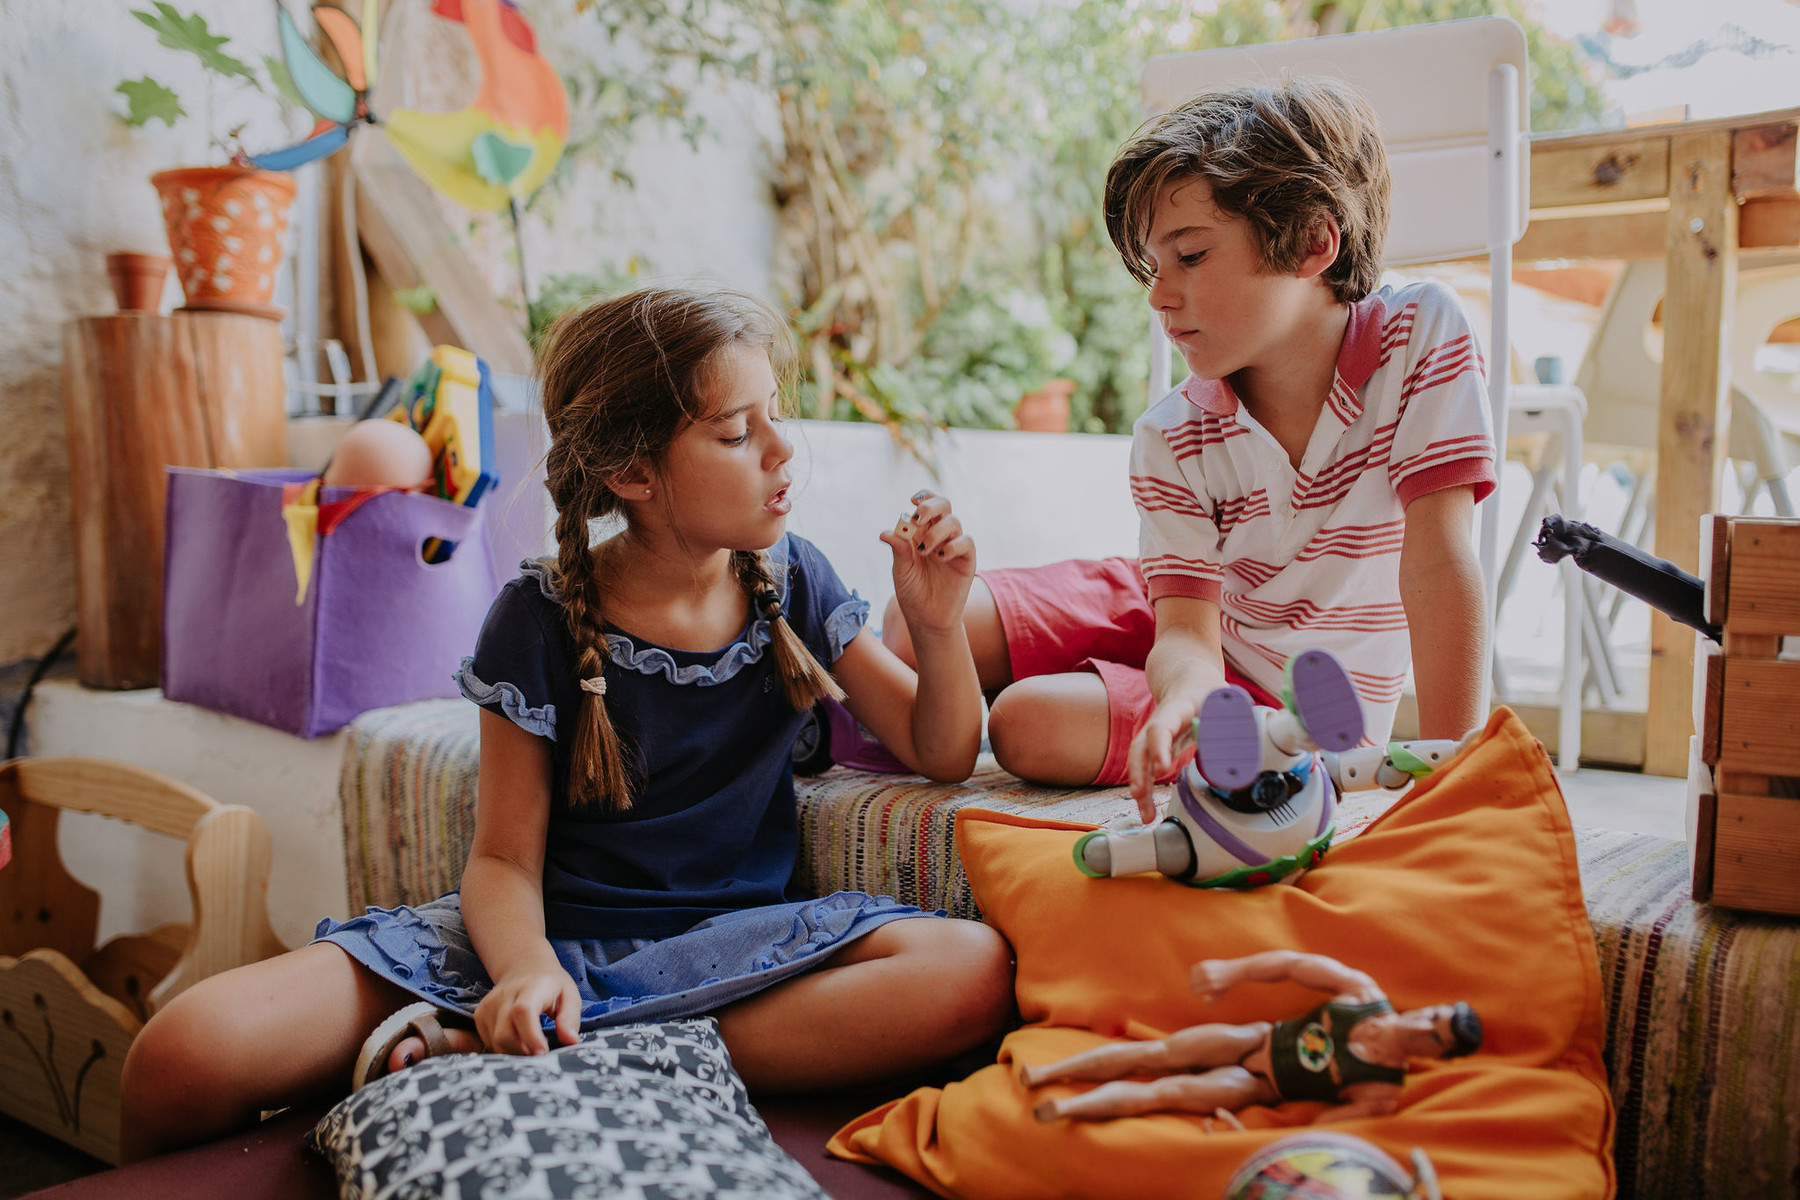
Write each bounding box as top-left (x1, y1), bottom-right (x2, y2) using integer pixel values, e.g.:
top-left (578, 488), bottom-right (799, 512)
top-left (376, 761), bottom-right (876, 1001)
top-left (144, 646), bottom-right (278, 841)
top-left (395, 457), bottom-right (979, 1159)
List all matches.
top-left (307, 1017), bottom-right (828, 1200)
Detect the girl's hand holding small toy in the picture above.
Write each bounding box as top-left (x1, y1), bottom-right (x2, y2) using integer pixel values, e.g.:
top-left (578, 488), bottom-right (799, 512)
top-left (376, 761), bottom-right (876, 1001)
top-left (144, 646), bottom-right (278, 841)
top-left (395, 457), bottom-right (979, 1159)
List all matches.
top-left (882, 490), bottom-right (977, 637)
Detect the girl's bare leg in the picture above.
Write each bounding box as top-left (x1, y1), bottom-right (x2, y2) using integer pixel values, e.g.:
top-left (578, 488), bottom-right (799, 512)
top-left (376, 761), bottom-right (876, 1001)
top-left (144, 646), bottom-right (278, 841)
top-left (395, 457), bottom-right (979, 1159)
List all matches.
top-left (714, 916), bottom-right (1015, 1093)
top-left (119, 942), bottom-right (420, 1162)
top-left (1034, 1066), bottom-right (1276, 1123)
top-left (1018, 1022), bottom-right (1268, 1088)
top-left (882, 579), bottom-right (1013, 693)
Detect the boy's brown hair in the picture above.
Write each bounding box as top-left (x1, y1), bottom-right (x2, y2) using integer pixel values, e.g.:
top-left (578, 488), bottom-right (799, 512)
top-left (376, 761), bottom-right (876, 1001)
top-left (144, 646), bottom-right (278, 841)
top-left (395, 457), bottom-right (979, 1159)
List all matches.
top-left (1103, 76), bottom-right (1391, 304)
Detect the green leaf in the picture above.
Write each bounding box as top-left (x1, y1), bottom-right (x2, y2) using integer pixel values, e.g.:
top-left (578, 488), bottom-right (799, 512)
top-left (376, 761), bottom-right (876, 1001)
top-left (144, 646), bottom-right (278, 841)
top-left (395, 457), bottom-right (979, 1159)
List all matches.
top-left (132, 2), bottom-right (258, 85)
top-left (116, 76), bottom-right (186, 128)
top-left (391, 284), bottom-right (439, 315)
top-left (262, 54), bottom-right (305, 110)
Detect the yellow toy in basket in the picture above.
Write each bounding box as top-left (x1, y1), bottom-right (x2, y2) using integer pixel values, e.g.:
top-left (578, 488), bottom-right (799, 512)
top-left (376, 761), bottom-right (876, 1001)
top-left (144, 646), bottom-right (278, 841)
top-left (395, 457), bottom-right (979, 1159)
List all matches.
top-left (391, 346), bottom-right (497, 509)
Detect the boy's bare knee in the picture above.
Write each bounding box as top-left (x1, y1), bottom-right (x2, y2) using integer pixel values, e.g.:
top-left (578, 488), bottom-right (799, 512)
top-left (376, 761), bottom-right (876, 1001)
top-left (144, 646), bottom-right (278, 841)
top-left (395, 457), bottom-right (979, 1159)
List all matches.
top-left (988, 685), bottom-right (1068, 782)
top-left (984, 686), bottom-right (1031, 774)
top-left (880, 597), bottom-right (914, 665)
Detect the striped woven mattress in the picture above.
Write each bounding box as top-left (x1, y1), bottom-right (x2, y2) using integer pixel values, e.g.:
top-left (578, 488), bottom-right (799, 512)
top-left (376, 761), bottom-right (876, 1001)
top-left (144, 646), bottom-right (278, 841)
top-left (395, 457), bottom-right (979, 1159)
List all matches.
top-left (340, 700), bottom-right (1800, 1198)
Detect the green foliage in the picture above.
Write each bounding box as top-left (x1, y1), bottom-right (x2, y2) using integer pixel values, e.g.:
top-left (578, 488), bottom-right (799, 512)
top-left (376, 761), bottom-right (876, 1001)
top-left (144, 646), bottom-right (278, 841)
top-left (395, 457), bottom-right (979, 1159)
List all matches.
top-left (527, 0), bottom-right (737, 208)
top-left (261, 53), bottom-right (305, 112)
top-left (116, 76), bottom-right (186, 128)
top-left (562, 0), bottom-right (1607, 439)
top-left (526, 266), bottom-right (641, 347)
top-left (391, 284), bottom-right (440, 316)
top-left (131, 2), bottom-right (257, 84)
top-left (1323, 0), bottom-right (1608, 131)
top-left (852, 291), bottom-right (1076, 431)
top-left (116, 4), bottom-right (298, 156)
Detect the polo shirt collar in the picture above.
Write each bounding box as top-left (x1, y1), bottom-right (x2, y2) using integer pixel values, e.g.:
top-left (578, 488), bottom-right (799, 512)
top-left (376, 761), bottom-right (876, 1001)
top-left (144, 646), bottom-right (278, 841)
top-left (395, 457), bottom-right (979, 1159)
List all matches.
top-left (1177, 291), bottom-right (1388, 417)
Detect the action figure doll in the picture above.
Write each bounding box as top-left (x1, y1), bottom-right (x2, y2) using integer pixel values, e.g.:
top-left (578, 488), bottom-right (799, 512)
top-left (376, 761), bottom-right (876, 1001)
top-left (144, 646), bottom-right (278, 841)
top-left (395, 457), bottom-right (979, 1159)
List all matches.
top-left (1022, 950), bottom-right (1481, 1124)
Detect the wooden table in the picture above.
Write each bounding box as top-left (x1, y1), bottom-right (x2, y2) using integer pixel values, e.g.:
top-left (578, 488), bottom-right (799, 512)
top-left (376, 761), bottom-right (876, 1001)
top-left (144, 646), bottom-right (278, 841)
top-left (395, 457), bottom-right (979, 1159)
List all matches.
top-left (1518, 107), bottom-right (1800, 776)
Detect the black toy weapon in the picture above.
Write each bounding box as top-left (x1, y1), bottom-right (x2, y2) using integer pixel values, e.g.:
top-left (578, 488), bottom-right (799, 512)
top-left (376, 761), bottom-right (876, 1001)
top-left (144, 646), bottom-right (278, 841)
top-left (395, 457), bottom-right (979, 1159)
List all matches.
top-left (1533, 515), bottom-right (1720, 642)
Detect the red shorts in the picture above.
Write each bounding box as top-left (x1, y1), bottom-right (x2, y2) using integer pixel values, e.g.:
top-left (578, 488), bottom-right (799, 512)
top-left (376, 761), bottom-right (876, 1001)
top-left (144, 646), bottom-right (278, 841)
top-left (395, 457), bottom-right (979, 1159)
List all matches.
top-left (981, 557), bottom-right (1278, 785)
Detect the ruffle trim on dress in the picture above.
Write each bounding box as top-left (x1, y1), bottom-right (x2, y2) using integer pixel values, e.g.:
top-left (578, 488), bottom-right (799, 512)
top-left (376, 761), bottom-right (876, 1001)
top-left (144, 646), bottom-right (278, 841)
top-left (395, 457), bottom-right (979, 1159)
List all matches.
top-left (603, 623), bottom-right (774, 687)
top-left (824, 596), bottom-right (869, 662)
top-left (516, 543), bottom-right (818, 688)
top-left (455, 657), bottom-right (557, 739)
top-left (314, 905), bottom-right (489, 1015)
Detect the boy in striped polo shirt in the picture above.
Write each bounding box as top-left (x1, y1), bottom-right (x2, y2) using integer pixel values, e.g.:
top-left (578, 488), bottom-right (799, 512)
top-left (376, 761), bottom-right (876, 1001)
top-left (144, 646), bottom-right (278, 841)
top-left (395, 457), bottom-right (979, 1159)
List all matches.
top-left (884, 78), bottom-right (1494, 818)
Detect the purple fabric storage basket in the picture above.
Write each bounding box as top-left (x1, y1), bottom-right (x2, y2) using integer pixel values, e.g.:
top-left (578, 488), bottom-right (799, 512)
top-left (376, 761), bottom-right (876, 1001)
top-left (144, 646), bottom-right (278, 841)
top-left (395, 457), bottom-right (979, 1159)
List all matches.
top-left (162, 467), bottom-right (501, 737)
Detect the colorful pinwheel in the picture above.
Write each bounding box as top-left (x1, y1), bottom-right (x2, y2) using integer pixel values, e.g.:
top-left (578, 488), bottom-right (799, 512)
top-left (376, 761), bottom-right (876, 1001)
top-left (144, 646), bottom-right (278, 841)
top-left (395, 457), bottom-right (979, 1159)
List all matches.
top-left (249, 0), bottom-right (569, 216)
top-left (248, 1), bottom-right (379, 171)
top-left (384, 0), bottom-right (570, 212)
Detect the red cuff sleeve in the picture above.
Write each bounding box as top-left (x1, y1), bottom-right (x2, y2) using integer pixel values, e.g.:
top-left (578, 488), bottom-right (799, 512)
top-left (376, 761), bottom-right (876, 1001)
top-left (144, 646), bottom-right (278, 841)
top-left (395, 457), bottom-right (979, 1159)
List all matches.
top-left (1397, 457), bottom-right (1497, 508)
top-left (1144, 574), bottom-right (1223, 605)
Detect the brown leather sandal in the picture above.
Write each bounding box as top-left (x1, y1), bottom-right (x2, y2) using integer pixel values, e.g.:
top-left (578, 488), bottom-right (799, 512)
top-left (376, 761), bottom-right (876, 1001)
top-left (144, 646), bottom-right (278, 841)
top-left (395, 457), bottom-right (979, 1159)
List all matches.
top-left (352, 1000), bottom-right (479, 1090)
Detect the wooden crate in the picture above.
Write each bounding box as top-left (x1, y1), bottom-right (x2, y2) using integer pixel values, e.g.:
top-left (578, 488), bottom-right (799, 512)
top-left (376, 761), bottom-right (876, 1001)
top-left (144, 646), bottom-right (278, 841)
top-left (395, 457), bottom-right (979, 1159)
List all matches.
top-left (1691, 515), bottom-right (1800, 915)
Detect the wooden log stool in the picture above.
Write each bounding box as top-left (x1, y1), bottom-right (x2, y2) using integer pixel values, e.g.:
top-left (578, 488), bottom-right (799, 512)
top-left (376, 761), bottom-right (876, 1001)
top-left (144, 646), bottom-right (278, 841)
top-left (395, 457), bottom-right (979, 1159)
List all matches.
top-left (60, 313), bottom-right (288, 690)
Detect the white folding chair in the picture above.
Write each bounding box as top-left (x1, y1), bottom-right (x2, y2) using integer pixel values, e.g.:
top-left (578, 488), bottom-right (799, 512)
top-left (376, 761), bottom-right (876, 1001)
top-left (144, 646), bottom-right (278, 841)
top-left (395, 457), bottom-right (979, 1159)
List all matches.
top-left (1140, 16), bottom-right (1585, 770)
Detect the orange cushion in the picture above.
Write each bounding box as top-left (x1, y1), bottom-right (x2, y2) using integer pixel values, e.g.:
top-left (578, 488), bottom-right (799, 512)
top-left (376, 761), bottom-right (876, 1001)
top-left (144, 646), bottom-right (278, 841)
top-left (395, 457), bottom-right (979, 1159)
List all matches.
top-left (829, 709), bottom-right (1615, 1198)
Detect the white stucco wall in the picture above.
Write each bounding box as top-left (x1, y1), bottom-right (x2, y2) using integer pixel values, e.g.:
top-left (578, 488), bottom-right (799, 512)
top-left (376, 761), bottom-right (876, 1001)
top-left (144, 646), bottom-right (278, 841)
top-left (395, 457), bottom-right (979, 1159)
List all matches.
top-left (784, 422), bottom-right (1139, 620)
top-left (0, 0), bottom-right (779, 667)
top-left (0, 0), bottom-right (289, 665)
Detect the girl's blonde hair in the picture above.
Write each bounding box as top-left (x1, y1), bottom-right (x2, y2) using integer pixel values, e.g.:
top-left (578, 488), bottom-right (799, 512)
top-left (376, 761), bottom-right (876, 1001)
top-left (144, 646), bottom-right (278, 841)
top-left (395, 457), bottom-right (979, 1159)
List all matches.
top-left (536, 286), bottom-right (843, 811)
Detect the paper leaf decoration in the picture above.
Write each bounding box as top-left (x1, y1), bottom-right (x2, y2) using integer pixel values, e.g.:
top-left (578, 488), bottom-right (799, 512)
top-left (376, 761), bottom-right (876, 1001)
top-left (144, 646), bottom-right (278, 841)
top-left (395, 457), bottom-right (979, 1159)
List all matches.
top-left (132, 2), bottom-right (257, 84)
top-left (117, 76), bottom-right (186, 128)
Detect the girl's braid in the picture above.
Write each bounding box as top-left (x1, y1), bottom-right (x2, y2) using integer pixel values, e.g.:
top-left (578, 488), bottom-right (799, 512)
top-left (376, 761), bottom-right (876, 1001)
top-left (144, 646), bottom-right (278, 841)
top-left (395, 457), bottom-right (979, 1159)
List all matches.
top-left (552, 492), bottom-right (634, 810)
top-left (731, 549), bottom-right (844, 711)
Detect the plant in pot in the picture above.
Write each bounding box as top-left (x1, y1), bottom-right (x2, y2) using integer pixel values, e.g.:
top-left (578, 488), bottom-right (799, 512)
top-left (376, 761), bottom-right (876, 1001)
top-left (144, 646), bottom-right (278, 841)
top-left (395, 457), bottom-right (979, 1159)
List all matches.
top-left (846, 289), bottom-right (1079, 438)
top-left (115, 3), bottom-right (307, 319)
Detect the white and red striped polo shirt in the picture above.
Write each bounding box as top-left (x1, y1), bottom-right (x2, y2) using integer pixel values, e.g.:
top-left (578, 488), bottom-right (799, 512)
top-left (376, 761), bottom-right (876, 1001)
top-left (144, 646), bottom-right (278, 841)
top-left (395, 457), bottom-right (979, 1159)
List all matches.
top-left (1130, 280), bottom-right (1496, 742)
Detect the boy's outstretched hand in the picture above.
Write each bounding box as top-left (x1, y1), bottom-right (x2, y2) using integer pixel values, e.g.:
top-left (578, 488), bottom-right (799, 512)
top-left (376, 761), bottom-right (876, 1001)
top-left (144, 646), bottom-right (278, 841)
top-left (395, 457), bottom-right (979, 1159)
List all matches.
top-left (1126, 698), bottom-right (1197, 823)
top-left (879, 490), bottom-right (976, 634)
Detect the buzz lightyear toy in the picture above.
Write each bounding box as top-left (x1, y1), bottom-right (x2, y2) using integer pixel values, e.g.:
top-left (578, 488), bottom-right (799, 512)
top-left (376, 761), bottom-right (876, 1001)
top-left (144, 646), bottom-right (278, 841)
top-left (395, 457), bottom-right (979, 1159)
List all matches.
top-left (1073, 649), bottom-right (1474, 888)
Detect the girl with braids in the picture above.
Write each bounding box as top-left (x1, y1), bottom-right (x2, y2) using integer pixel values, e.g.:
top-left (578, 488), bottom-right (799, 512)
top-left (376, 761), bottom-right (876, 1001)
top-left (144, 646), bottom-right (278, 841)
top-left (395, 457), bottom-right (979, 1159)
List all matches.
top-left (118, 287), bottom-right (1012, 1161)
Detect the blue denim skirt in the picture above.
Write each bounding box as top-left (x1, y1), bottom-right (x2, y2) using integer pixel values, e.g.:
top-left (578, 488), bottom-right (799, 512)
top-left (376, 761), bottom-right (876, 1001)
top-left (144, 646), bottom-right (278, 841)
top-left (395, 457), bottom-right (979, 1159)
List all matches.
top-left (313, 890), bottom-right (935, 1029)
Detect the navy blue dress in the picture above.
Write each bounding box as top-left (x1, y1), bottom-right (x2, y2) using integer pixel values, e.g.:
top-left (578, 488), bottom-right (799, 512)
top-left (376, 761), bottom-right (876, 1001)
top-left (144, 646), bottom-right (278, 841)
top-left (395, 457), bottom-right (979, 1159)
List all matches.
top-left (314, 534), bottom-right (936, 1028)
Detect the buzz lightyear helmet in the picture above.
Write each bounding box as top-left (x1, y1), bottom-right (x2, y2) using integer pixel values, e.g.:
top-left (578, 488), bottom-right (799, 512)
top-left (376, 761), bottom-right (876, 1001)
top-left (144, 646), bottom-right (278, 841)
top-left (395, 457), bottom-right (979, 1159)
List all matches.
top-left (1168, 750), bottom-right (1335, 889)
top-left (1166, 648), bottom-right (1361, 889)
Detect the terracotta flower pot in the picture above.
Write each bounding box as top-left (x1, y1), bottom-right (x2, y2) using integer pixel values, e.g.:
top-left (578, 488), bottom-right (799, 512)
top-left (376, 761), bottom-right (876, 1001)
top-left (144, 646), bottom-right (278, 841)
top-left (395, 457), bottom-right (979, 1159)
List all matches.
top-left (151, 166), bottom-right (297, 320)
top-left (1014, 378), bottom-right (1076, 433)
top-left (105, 251), bottom-right (170, 312)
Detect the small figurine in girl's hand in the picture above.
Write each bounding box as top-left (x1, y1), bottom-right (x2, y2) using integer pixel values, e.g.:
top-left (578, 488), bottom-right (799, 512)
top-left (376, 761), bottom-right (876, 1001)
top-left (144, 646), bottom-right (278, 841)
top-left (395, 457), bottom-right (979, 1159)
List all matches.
top-left (120, 287), bottom-right (1013, 1160)
top-left (1022, 950), bottom-right (1480, 1124)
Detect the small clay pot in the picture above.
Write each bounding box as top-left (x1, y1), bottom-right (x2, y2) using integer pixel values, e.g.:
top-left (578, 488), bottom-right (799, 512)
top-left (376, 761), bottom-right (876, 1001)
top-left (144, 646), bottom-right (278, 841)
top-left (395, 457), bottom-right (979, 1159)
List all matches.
top-left (106, 252), bottom-right (170, 312)
top-left (151, 165), bottom-right (297, 320)
top-left (1014, 378), bottom-right (1076, 433)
